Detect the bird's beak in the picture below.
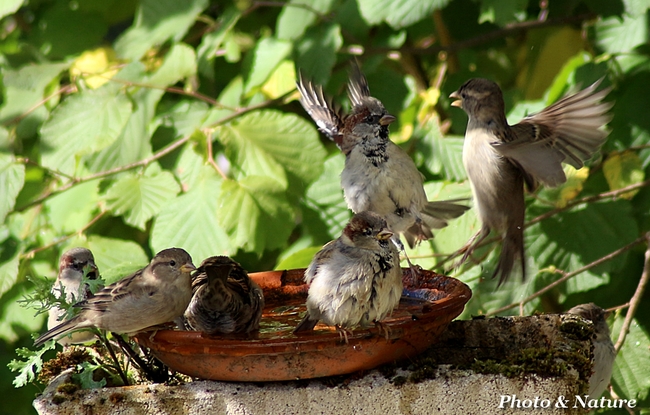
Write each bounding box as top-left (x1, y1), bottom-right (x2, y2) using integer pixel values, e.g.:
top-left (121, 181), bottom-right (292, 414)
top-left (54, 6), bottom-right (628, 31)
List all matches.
top-left (181, 263), bottom-right (197, 273)
top-left (379, 114), bottom-right (396, 126)
top-left (377, 228), bottom-right (393, 240)
top-left (449, 91), bottom-right (462, 107)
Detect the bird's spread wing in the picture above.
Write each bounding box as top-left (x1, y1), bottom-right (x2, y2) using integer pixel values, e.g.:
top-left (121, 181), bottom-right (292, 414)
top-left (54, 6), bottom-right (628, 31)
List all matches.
top-left (492, 79), bottom-right (612, 188)
top-left (347, 60), bottom-right (371, 107)
top-left (296, 72), bottom-right (343, 143)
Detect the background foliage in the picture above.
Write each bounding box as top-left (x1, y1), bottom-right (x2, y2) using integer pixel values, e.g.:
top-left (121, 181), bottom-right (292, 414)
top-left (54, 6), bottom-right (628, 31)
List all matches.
top-left (0, 0), bottom-right (649, 413)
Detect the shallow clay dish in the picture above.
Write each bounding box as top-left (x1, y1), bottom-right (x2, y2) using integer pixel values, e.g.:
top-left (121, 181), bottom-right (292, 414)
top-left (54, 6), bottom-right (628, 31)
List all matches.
top-left (136, 268), bottom-right (471, 382)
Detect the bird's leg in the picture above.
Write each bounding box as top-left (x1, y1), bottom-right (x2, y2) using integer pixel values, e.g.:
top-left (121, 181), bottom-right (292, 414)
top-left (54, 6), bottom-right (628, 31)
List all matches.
top-left (99, 331), bottom-right (129, 386)
top-left (335, 325), bottom-right (351, 344)
top-left (112, 333), bottom-right (166, 383)
top-left (451, 226), bottom-right (490, 269)
top-left (374, 320), bottom-right (391, 340)
top-left (392, 236), bottom-right (421, 287)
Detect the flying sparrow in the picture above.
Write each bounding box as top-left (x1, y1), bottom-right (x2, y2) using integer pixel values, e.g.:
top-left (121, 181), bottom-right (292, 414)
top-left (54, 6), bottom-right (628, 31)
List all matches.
top-left (567, 303), bottom-right (615, 399)
top-left (297, 62), bottom-right (469, 249)
top-left (35, 248), bottom-right (196, 347)
top-left (47, 248), bottom-right (101, 346)
top-left (294, 211), bottom-right (403, 341)
top-left (183, 256), bottom-right (264, 335)
top-left (449, 78), bottom-right (612, 284)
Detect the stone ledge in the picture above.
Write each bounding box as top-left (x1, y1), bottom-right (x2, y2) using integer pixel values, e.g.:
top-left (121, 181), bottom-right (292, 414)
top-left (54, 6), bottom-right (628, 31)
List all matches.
top-left (34, 314), bottom-right (595, 415)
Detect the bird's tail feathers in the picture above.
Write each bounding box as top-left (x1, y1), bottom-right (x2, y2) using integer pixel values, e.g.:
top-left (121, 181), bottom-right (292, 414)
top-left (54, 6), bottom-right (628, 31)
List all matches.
top-left (493, 226), bottom-right (526, 286)
top-left (34, 316), bottom-right (85, 347)
top-left (293, 314), bottom-right (319, 333)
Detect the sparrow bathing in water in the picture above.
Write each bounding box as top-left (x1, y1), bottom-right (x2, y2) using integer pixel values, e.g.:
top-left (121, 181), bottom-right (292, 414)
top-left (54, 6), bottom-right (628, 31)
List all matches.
top-left (567, 303), bottom-right (616, 399)
top-left (35, 248), bottom-right (195, 347)
top-left (183, 256), bottom-right (264, 335)
top-left (47, 248), bottom-right (101, 346)
top-left (449, 78), bottom-right (612, 284)
top-left (294, 211), bottom-right (403, 342)
top-left (297, 61), bottom-right (469, 250)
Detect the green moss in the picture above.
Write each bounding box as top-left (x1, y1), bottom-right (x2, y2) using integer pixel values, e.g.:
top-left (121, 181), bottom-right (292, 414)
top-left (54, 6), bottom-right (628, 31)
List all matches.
top-left (56, 382), bottom-right (80, 395)
top-left (559, 316), bottom-right (596, 341)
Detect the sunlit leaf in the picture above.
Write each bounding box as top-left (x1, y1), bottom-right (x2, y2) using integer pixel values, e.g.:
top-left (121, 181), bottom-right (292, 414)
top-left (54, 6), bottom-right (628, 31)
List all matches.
top-left (0, 154), bottom-right (25, 223)
top-left (40, 86), bottom-right (132, 176)
top-left (304, 153), bottom-right (351, 239)
top-left (151, 167), bottom-right (232, 263)
top-left (0, 0), bottom-right (21, 20)
top-left (611, 314), bottom-right (650, 403)
top-left (244, 38), bottom-right (292, 94)
top-left (0, 251), bottom-right (20, 299)
top-left (276, 0), bottom-right (335, 40)
top-left (295, 23), bottom-right (343, 85)
top-left (603, 151), bottom-right (645, 199)
top-left (105, 169), bottom-right (180, 230)
top-left (274, 246), bottom-right (321, 270)
top-left (261, 60), bottom-right (297, 99)
top-left (218, 109), bottom-right (326, 191)
top-left (85, 235), bottom-right (149, 285)
top-left (218, 176), bottom-right (294, 254)
top-left (115, 0), bottom-right (208, 60)
top-left (70, 47), bottom-right (120, 89)
top-left (595, 14), bottom-right (648, 54)
top-left (357, 0), bottom-right (450, 29)
top-left (45, 179), bottom-right (100, 233)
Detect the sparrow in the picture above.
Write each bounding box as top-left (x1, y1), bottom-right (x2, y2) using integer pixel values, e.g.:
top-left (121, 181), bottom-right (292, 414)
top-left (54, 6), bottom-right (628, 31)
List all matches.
top-left (183, 256), bottom-right (264, 335)
top-left (566, 303), bottom-right (616, 398)
top-left (294, 211), bottom-right (403, 341)
top-left (297, 62), bottom-right (469, 249)
top-left (449, 78), bottom-right (612, 284)
top-left (47, 248), bottom-right (101, 346)
top-left (35, 248), bottom-right (196, 347)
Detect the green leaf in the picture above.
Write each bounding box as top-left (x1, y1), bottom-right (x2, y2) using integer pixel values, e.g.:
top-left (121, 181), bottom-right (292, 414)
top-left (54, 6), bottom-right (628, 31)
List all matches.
top-left (479, 0), bottom-right (528, 26)
top-left (45, 179), bottom-right (100, 234)
top-left (244, 38), bottom-right (292, 94)
top-left (219, 109), bottom-right (326, 191)
top-left (73, 361), bottom-right (107, 389)
top-left (0, 251), bottom-right (20, 298)
top-left (611, 314), bottom-right (650, 403)
top-left (0, 281), bottom-right (47, 342)
top-left (603, 151), bottom-right (645, 199)
top-left (197, 7), bottom-right (241, 77)
top-left (40, 86), bottom-right (133, 176)
top-left (218, 176), bottom-right (294, 254)
top-left (274, 246), bottom-right (322, 270)
top-left (0, 0), bottom-right (22, 20)
top-left (276, 0), bottom-right (336, 40)
top-left (595, 13), bottom-right (648, 54)
top-left (151, 167), bottom-right (232, 263)
top-left (0, 154), bottom-right (25, 223)
top-left (304, 153), bottom-right (350, 239)
top-left (421, 122), bottom-right (467, 181)
top-left (85, 236), bottom-right (149, 285)
top-left (8, 340), bottom-right (56, 388)
top-left (147, 43), bottom-right (197, 87)
top-left (295, 23), bottom-right (343, 85)
top-left (357, 0), bottom-right (450, 29)
top-left (528, 200), bottom-right (638, 294)
top-left (0, 63), bottom-right (68, 124)
top-left (105, 169), bottom-right (180, 230)
top-left (114, 0), bottom-right (208, 60)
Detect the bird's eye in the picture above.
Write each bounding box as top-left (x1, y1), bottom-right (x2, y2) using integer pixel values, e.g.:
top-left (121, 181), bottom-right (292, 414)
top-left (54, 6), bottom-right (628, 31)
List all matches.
top-left (364, 114), bottom-right (380, 124)
top-left (363, 228), bottom-right (372, 236)
top-left (169, 260), bottom-right (176, 266)
top-left (461, 92), bottom-right (467, 99)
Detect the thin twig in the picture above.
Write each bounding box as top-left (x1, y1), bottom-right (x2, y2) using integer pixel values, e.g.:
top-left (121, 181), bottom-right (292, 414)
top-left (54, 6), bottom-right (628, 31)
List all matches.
top-left (367, 13), bottom-right (597, 56)
top-left (15, 136), bottom-right (191, 212)
top-left (15, 157), bottom-right (75, 181)
top-left (3, 84), bottom-right (77, 126)
top-left (614, 232), bottom-right (650, 353)
top-left (19, 211), bottom-right (107, 259)
top-left (486, 235), bottom-right (647, 316)
top-left (528, 179), bottom-right (650, 227)
top-left (205, 130), bottom-right (228, 180)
